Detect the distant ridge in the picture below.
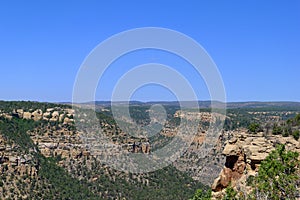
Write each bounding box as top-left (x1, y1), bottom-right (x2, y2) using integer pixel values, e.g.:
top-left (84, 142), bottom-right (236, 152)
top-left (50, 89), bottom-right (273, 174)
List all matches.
top-left (69, 100), bottom-right (300, 109)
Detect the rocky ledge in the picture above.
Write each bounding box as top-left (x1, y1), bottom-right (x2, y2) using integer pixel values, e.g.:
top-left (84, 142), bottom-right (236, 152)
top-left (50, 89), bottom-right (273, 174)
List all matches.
top-left (0, 107), bottom-right (75, 124)
top-left (211, 131), bottom-right (300, 199)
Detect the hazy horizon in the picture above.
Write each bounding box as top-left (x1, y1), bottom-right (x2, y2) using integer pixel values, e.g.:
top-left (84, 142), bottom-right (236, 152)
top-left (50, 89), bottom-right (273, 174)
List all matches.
top-left (2, 99), bottom-right (300, 105)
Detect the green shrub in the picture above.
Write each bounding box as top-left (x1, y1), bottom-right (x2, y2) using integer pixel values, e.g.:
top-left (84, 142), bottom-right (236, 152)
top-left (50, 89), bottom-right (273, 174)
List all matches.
top-left (190, 189), bottom-right (211, 200)
top-left (250, 144), bottom-right (299, 200)
top-left (272, 124), bottom-right (283, 135)
top-left (292, 130), bottom-right (299, 140)
top-left (223, 184), bottom-right (237, 200)
top-left (248, 123), bottom-right (262, 133)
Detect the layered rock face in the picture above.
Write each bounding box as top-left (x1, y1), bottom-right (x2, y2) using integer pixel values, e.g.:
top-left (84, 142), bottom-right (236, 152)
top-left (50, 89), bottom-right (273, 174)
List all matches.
top-left (0, 134), bottom-right (39, 199)
top-left (0, 107), bottom-right (75, 124)
top-left (173, 111), bottom-right (227, 186)
top-left (211, 131), bottom-right (300, 199)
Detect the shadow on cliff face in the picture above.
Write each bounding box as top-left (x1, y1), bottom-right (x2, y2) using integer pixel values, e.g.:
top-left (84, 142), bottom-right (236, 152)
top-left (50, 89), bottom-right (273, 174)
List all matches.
top-left (225, 155), bottom-right (238, 169)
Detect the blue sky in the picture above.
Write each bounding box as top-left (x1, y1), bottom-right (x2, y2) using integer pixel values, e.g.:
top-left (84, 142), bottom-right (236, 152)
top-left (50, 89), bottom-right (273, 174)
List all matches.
top-left (0, 0), bottom-right (299, 102)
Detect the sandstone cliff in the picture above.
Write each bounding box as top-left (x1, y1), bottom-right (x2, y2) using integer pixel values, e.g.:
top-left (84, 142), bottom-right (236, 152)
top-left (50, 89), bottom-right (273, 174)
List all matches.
top-left (211, 130), bottom-right (300, 199)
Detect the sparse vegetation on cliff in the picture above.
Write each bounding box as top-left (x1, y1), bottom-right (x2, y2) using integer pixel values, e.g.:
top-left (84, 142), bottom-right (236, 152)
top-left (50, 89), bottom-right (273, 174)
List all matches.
top-left (248, 144), bottom-right (300, 200)
top-left (189, 188), bottom-right (212, 200)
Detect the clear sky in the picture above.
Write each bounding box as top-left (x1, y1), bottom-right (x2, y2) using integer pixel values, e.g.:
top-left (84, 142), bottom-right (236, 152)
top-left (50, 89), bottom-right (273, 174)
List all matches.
top-left (0, 0), bottom-right (299, 102)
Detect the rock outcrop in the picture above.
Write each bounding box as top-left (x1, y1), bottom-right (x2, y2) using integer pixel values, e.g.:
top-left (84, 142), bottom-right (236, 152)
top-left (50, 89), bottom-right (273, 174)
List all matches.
top-left (0, 134), bottom-right (39, 198)
top-left (0, 107), bottom-right (75, 124)
top-left (211, 131), bottom-right (300, 199)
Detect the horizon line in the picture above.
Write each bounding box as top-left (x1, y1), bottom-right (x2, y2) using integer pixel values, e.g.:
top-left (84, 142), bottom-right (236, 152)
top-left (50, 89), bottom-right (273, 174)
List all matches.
top-left (2, 99), bottom-right (300, 104)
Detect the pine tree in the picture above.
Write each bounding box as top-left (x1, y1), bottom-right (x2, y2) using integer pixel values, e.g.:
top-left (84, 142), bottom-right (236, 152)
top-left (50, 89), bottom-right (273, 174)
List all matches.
top-left (250, 144), bottom-right (299, 200)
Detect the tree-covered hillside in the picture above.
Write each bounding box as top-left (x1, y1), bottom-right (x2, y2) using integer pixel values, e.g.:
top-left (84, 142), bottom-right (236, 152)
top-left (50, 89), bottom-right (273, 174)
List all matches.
top-left (0, 101), bottom-right (207, 199)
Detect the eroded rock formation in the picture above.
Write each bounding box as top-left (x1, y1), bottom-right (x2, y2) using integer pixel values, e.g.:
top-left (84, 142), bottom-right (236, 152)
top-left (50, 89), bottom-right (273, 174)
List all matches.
top-left (211, 131), bottom-right (300, 199)
top-left (1, 107), bottom-right (75, 124)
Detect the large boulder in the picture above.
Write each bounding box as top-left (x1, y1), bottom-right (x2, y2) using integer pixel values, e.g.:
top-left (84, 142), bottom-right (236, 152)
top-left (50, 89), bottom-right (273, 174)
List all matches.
top-left (63, 117), bottom-right (74, 124)
top-left (23, 112), bottom-right (32, 119)
top-left (59, 114), bottom-right (65, 122)
top-left (212, 167), bottom-right (232, 191)
top-left (43, 112), bottom-right (51, 120)
top-left (32, 109), bottom-right (43, 121)
top-left (222, 144), bottom-right (240, 156)
top-left (16, 109), bottom-right (24, 118)
top-left (50, 111), bottom-right (59, 122)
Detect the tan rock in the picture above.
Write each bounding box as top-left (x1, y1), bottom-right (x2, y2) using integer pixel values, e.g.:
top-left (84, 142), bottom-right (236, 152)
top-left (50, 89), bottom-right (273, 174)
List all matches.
top-left (49, 118), bottom-right (57, 122)
top-left (59, 114), bottom-right (65, 122)
top-left (63, 117), bottom-right (74, 124)
top-left (82, 150), bottom-right (90, 156)
top-left (212, 167), bottom-right (232, 192)
top-left (43, 112), bottom-right (51, 118)
top-left (16, 109), bottom-right (24, 118)
top-left (46, 108), bottom-right (54, 112)
top-left (0, 145), bottom-right (6, 151)
top-left (65, 109), bottom-right (75, 115)
top-left (3, 113), bottom-right (12, 120)
top-left (222, 144), bottom-right (240, 156)
top-left (228, 137), bottom-right (237, 144)
top-left (212, 131), bottom-right (300, 199)
top-left (141, 142), bottom-right (150, 154)
top-left (244, 145), bottom-right (271, 161)
top-left (40, 148), bottom-right (51, 157)
top-left (52, 111), bottom-right (59, 118)
top-left (10, 156), bottom-right (18, 163)
top-left (32, 109), bottom-right (43, 121)
top-left (23, 112), bottom-right (32, 119)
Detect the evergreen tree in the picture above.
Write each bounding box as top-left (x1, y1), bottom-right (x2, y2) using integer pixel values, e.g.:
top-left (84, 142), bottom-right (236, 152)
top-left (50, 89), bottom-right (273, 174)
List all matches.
top-left (249, 144), bottom-right (299, 200)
